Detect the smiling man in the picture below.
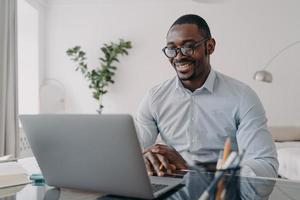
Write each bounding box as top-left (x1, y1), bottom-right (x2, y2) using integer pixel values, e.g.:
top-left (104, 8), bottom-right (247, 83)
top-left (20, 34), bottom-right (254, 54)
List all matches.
top-left (135, 14), bottom-right (278, 178)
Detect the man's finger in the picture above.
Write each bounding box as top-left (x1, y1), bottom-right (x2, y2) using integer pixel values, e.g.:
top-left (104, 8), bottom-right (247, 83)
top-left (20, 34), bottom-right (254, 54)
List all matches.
top-left (144, 158), bottom-right (153, 176)
top-left (143, 147), bottom-right (152, 154)
top-left (173, 162), bottom-right (188, 170)
top-left (156, 154), bottom-right (172, 174)
top-left (170, 164), bottom-right (176, 170)
top-left (150, 145), bottom-right (171, 154)
top-left (143, 144), bottom-right (163, 154)
top-left (145, 152), bottom-right (164, 176)
top-left (151, 147), bottom-right (165, 154)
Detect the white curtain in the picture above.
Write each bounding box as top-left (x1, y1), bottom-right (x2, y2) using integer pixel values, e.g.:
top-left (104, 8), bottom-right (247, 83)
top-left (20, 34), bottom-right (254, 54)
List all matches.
top-left (0, 0), bottom-right (19, 157)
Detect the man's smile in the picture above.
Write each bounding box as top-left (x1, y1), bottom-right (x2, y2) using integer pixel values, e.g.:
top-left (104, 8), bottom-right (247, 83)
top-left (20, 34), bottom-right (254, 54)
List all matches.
top-left (175, 61), bottom-right (194, 73)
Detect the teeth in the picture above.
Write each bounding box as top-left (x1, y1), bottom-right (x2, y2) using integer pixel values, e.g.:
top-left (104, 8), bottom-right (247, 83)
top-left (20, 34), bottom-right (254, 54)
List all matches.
top-left (179, 64), bottom-right (187, 67)
top-left (177, 64), bottom-right (190, 68)
top-left (176, 63), bottom-right (192, 73)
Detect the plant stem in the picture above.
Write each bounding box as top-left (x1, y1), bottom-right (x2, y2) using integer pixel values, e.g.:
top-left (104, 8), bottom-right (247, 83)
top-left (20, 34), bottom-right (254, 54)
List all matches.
top-left (97, 95), bottom-right (104, 114)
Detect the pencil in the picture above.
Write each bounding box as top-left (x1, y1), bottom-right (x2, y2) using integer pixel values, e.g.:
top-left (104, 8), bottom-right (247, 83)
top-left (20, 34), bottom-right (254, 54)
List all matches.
top-left (222, 138), bottom-right (231, 162)
top-left (216, 151), bottom-right (223, 170)
top-left (216, 137), bottom-right (231, 200)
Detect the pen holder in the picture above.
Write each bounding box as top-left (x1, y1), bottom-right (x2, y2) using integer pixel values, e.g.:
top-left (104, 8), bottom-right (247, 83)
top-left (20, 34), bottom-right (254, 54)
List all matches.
top-left (212, 167), bottom-right (241, 200)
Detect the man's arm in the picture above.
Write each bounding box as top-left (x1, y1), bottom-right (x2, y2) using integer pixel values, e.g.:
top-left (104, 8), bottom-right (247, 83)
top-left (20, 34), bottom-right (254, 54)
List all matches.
top-left (237, 86), bottom-right (278, 178)
top-left (135, 90), bottom-right (158, 148)
top-left (135, 91), bottom-right (187, 176)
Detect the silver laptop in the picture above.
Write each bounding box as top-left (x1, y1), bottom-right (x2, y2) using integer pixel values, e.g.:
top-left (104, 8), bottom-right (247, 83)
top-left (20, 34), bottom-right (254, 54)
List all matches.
top-left (19, 114), bottom-right (183, 199)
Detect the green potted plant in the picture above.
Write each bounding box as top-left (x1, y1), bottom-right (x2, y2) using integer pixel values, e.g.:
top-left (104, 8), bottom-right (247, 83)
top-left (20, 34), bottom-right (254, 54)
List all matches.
top-left (66, 39), bottom-right (132, 114)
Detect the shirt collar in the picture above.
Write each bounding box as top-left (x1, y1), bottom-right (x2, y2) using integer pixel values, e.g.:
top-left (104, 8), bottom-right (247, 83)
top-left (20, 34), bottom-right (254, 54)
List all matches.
top-left (175, 69), bottom-right (216, 93)
top-left (175, 76), bottom-right (183, 90)
top-left (201, 69), bottom-right (216, 93)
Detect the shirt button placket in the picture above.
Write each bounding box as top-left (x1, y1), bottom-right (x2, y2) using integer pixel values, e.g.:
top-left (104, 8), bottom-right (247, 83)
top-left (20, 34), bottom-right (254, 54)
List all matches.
top-left (189, 95), bottom-right (196, 151)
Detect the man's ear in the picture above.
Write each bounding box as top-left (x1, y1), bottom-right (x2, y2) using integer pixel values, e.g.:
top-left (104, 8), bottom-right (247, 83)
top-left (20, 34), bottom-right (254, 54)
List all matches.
top-left (206, 38), bottom-right (216, 55)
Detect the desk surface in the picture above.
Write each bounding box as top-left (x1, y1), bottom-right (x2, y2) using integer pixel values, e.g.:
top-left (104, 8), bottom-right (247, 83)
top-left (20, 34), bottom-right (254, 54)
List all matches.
top-left (1, 169), bottom-right (300, 200)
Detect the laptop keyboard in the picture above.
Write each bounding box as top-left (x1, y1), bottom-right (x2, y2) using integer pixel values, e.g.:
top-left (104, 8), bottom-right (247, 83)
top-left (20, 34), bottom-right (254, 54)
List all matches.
top-left (151, 183), bottom-right (168, 193)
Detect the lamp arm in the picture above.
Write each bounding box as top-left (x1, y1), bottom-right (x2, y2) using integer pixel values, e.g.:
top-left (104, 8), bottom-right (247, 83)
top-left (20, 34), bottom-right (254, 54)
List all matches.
top-left (263, 40), bottom-right (300, 70)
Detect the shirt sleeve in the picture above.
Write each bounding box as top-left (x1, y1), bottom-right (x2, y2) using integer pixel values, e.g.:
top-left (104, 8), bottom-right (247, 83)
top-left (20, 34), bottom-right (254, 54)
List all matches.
top-left (236, 86), bottom-right (279, 178)
top-left (135, 90), bottom-right (159, 149)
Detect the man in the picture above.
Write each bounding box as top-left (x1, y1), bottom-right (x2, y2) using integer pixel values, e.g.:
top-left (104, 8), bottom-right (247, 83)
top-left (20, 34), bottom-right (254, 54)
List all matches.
top-left (135, 14), bottom-right (278, 178)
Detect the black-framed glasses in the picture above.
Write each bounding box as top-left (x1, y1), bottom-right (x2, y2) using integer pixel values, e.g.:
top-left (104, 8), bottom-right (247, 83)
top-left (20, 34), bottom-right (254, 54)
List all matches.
top-left (162, 38), bottom-right (209, 58)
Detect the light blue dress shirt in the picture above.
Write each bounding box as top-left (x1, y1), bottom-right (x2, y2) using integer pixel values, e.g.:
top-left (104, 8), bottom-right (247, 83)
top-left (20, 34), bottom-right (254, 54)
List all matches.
top-left (135, 69), bottom-right (278, 177)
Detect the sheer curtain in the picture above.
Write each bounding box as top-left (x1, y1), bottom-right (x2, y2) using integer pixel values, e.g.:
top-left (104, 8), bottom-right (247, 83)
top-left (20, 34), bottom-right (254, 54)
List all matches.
top-left (0, 0), bottom-right (19, 157)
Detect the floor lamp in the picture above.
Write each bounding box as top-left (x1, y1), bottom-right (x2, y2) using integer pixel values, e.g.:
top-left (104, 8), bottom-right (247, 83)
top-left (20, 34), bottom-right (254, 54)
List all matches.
top-left (253, 41), bottom-right (300, 83)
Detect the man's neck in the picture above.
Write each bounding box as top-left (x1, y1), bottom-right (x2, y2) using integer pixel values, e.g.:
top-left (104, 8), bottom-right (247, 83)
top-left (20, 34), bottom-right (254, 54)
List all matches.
top-left (181, 67), bottom-right (211, 92)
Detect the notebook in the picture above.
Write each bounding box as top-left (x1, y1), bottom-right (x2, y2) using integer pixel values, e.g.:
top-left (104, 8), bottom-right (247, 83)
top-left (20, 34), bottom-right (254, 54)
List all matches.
top-left (19, 114), bottom-right (183, 199)
top-left (0, 161), bottom-right (30, 189)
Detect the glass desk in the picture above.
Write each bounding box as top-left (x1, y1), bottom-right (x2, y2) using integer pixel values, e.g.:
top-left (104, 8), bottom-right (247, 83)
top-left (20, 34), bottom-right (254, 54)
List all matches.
top-left (1, 168), bottom-right (300, 200)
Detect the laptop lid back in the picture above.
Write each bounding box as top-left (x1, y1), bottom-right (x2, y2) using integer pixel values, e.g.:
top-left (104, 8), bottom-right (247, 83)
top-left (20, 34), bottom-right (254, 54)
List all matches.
top-left (19, 114), bottom-right (154, 199)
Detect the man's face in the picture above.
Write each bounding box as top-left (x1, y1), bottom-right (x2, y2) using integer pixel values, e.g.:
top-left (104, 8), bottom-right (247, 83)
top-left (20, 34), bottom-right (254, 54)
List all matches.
top-left (166, 24), bottom-right (211, 81)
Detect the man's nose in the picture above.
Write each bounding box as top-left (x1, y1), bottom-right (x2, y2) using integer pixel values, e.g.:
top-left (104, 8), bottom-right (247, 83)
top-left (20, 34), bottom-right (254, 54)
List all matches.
top-left (174, 49), bottom-right (185, 60)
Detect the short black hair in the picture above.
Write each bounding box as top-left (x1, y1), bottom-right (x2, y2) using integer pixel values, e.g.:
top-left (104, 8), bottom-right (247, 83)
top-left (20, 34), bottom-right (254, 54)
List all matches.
top-left (170, 14), bottom-right (211, 38)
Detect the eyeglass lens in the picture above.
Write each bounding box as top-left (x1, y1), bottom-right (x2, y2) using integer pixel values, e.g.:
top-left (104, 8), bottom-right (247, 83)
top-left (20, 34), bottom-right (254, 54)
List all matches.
top-left (163, 38), bottom-right (208, 58)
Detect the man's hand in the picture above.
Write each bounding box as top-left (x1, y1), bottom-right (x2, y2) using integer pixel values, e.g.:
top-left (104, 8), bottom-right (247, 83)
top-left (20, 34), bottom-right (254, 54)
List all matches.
top-left (143, 144), bottom-right (187, 176)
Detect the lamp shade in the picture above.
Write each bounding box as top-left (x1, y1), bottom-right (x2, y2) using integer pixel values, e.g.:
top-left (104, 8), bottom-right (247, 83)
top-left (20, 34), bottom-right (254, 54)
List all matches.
top-left (253, 70), bottom-right (273, 83)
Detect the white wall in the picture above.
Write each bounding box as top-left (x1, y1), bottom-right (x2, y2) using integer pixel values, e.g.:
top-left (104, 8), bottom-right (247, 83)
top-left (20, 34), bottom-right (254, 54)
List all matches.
top-left (18, 0), bottom-right (47, 114)
top-left (43, 0), bottom-right (300, 126)
top-left (18, 0), bottom-right (39, 114)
